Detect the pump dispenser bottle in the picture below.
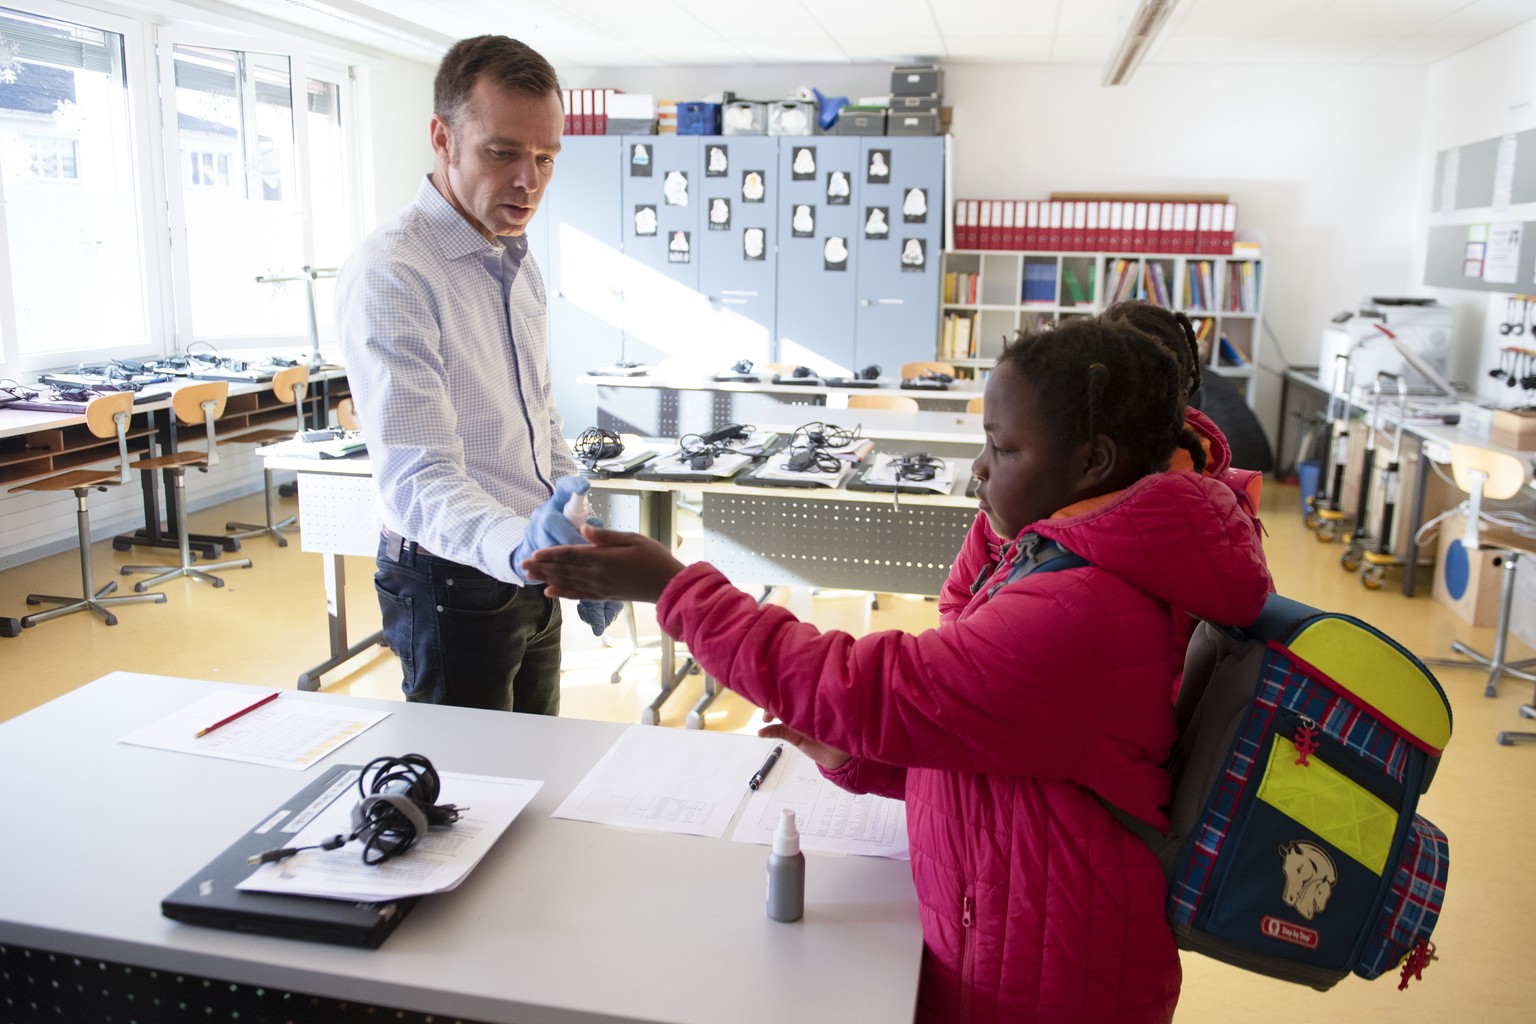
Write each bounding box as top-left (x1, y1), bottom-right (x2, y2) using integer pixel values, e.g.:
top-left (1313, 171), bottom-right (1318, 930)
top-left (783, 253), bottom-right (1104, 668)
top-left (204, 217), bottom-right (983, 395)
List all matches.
top-left (563, 490), bottom-right (590, 531)
top-left (767, 807), bottom-right (805, 922)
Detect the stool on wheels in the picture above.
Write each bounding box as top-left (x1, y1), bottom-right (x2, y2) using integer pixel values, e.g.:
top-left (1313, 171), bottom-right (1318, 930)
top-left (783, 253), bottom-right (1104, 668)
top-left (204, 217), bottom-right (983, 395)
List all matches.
top-left (6, 392), bottom-right (167, 627)
top-left (120, 381), bottom-right (253, 591)
top-left (225, 366), bottom-right (310, 546)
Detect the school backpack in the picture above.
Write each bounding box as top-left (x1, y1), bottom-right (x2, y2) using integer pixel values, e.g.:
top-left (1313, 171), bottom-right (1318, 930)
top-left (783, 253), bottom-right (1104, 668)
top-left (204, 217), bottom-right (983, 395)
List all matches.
top-left (1145, 592), bottom-right (1452, 991)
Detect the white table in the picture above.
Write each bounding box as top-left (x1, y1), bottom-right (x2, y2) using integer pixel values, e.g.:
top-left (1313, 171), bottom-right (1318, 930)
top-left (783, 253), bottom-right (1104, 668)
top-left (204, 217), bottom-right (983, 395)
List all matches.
top-left (0, 672), bottom-right (921, 1023)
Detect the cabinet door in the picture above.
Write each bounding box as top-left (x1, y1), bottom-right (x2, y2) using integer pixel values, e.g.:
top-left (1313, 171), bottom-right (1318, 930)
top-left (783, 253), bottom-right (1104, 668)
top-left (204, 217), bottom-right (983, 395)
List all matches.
top-left (696, 137), bottom-right (778, 367)
top-left (544, 136), bottom-right (623, 427)
top-left (620, 135), bottom-right (703, 364)
top-left (775, 137), bottom-right (861, 374)
top-left (853, 138), bottom-right (944, 371)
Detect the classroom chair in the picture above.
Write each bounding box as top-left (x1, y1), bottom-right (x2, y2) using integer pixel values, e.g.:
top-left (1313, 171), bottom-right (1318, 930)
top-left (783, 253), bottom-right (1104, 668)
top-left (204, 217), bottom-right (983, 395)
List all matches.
top-left (848, 393), bottom-right (919, 413)
top-left (5, 392), bottom-right (168, 628)
top-left (1420, 444), bottom-right (1536, 744)
top-left (120, 381), bottom-right (253, 591)
top-left (899, 360), bottom-right (956, 380)
top-left (335, 396), bottom-right (360, 430)
top-left (965, 395), bottom-right (984, 414)
top-left (225, 366), bottom-right (310, 546)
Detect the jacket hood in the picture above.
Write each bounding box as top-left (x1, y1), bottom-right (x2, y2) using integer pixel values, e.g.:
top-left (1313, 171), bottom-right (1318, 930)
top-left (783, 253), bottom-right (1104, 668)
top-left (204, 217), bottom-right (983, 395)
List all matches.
top-left (1034, 468), bottom-right (1270, 627)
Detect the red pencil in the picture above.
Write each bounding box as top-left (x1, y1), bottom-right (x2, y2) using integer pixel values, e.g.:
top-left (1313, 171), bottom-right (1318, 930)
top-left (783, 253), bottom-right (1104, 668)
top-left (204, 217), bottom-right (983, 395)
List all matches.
top-left (194, 691), bottom-right (280, 738)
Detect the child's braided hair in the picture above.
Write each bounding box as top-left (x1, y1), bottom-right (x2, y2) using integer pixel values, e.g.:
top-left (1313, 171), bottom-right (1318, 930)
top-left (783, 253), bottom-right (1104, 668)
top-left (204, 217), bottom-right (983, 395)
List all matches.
top-left (998, 313), bottom-right (1203, 480)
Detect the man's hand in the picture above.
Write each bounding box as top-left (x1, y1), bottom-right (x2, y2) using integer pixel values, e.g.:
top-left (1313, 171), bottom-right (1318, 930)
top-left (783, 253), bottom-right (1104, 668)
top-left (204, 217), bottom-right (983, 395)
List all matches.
top-left (512, 476), bottom-right (590, 582)
top-left (577, 599), bottom-right (624, 636)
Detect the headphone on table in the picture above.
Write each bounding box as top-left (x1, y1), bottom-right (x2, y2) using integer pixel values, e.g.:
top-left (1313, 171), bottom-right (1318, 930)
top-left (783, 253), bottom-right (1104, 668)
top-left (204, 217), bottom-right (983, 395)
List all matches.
top-left (574, 426), bottom-right (625, 469)
top-left (895, 452), bottom-right (942, 482)
top-left (855, 364), bottom-right (881, 380)
top-left (248, 754), bottom-right (461, 866)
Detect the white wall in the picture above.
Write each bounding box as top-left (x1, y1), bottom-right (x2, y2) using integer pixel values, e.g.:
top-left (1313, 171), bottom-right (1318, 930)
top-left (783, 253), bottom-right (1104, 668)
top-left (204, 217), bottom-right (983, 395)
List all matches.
top-left (354, 55), bottom-right (436, 229)
top-left (565, 61), bottom-right (1431, 449)
top-left (1419, 17), bottom-right (1536, 405)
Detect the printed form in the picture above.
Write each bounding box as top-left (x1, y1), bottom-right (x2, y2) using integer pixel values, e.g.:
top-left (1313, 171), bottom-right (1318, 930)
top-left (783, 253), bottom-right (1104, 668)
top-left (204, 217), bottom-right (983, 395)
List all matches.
top-left (553, 725), bottom-right (776, 838)
top-left (120, 692), bottom-right (386, 769)
top-left (732, 744), bottom-right (909, 859)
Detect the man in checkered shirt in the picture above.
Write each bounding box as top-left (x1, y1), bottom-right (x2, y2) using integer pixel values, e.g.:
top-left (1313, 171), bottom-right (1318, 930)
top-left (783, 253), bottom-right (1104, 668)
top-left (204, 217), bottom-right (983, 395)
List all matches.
top-left (337, 36), bottom-right (616, 713)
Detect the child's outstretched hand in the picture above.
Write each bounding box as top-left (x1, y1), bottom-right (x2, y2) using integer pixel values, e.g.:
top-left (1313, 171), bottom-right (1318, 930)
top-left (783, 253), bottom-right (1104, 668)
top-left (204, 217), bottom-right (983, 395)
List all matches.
top-left (758, 713), bottom-right (850, 772)
top-left (521, 526), bottom-right (686, 604)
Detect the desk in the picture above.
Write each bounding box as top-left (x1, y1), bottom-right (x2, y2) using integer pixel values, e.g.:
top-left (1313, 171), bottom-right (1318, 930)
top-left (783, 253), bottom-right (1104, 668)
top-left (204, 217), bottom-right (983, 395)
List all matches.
top-left (585, 371), bottom-right (983, 437)
top-left (0, 370), bottom-right (347, 560)
top-left (1276, 369), bottom-right (1535, 596)
top-left (0, 672), bottom-right (922, 1024)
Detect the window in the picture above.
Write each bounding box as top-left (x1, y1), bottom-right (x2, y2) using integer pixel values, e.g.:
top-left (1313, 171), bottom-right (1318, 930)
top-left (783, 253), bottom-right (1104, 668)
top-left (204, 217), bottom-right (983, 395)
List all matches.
top-left (24, 133), bottom-right (77, 179)
top-left (0, 3), bottom-right (154, 364)
top-left (162, 42), bottom-right (355, 353)
top-left (0, 4), bottom-right (361, 378)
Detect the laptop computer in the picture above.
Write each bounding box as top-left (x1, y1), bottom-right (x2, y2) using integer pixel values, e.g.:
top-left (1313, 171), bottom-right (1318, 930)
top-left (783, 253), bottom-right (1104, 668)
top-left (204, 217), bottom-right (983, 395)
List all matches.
top-left (161, 764), bottom-right (418, 948)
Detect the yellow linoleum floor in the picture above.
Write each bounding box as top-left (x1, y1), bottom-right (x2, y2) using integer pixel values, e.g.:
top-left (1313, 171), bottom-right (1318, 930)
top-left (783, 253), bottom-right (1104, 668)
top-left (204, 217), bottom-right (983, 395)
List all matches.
top-left (0, 481), bottom-right (1532, 1022)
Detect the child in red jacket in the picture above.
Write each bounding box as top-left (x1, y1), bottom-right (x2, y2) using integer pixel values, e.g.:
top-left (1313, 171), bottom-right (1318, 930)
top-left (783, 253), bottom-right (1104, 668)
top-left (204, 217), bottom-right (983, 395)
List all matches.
top-left (525, 317), bottom-right (1272, 1023)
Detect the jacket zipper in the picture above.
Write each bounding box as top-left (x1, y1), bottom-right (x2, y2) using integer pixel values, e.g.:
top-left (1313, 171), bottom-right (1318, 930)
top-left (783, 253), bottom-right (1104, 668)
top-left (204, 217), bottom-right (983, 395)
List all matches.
top-left (959, 889), bottom-right (975, 1023)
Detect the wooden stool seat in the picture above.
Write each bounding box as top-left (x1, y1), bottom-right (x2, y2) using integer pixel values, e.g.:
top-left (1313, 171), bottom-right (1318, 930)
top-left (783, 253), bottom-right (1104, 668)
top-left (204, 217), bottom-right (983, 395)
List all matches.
top-left (10, 467), bottom-right (124, 494)
top-left (131, 450), bottom-right (209, 473)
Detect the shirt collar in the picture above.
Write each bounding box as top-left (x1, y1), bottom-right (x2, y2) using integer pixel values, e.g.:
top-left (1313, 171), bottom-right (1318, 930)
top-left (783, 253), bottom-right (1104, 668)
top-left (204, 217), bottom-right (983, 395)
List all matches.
top-left (415, 174), bottom-right (527, 264)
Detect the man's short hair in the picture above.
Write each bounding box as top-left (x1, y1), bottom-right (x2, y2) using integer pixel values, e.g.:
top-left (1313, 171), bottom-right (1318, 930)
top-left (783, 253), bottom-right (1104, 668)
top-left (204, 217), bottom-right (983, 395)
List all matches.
top-left (434, 36), bottom-right (561, 128)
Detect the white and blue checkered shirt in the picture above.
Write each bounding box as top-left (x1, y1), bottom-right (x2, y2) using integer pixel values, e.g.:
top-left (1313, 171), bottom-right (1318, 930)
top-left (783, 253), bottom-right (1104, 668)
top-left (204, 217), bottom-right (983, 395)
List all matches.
top-left (337, 175), bottom-right (579, 582)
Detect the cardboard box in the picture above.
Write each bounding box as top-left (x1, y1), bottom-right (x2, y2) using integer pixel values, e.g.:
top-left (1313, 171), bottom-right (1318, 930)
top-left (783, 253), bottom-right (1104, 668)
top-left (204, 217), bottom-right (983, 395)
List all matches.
top-left (721, 100), bottom-right (767, 135)
top-left (891, 64), bottom-right (942, 96)
top-left (1432, 514), bottom-right (1506, 627)
top-left (832, 110), bottom-right (885, 136)
top-left (1489, 409), bottom-right (1536, 450)
top-left (887, 111), bottom-right (940, 136)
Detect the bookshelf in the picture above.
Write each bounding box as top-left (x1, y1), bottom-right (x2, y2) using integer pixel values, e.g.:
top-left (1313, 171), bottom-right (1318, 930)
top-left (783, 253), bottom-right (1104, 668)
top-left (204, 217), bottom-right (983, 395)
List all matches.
top-left (939, 249), bottom-right (1264, 405)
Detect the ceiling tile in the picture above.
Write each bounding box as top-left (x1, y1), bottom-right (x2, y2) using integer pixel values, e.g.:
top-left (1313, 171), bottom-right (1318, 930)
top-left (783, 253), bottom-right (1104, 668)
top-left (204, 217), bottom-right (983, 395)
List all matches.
top-left (1049, 34), bottom-right (1121, 62)
top-left (731, 37), bottom-right (856, 63)
top-left (1312, 0), bottom-right (1462, 36)
top-left (804, 0), bottom-right (940, 37)
top-left (835, 36), bottom-right (947, 62)
top-left (1364, 33), bottom-right (1488, 64)
top-left (1151, 34), bottom-right (1279, 63)
top-left (1433, 0), bottom-right (1536, 35)
top-left (1256, 34), bottom-right (1409, 63)
top-left (1174, 0), bottom-right (1337, 35)
top-left (940, 35), bottom-right (1057, 63)
top-left (929, 0), bottom-right (1062, 37)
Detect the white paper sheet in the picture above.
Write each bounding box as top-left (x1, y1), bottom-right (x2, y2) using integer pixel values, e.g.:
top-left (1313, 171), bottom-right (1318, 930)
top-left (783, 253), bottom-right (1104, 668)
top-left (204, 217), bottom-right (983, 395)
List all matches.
top-left (731, 745), bottom-right (909, 859)
top-left (120, 692), bottom-right (386, 770)
top-left (552, 726), bottom-right (775, 837)
top-left (237, 772), bottom-right (542, 900)
top-left (859, 453), bottom-right (958, 494)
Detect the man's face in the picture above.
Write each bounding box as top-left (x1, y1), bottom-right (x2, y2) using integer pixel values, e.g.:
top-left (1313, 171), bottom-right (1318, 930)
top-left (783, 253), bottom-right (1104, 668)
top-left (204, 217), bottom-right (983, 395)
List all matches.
top-left (431, 78), bottom-right (563, 240)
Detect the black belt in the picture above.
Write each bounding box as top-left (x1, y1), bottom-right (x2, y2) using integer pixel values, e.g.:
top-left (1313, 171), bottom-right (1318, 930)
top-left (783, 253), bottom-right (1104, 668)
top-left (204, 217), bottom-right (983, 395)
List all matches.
top-left (381, 527), bottom-right (440, 561)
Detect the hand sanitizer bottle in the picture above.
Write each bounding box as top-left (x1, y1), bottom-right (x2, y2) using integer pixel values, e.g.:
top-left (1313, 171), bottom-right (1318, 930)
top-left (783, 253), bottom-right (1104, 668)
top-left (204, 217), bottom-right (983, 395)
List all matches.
top-left (563, 489), bottom-right (590, 532)
top-left (767, 807), bottom-right (805, 922)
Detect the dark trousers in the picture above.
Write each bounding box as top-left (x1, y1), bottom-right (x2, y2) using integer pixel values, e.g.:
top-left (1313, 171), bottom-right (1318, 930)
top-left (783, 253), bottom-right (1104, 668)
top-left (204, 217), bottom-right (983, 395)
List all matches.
top-left (374, 536), bottom-right (563, 713)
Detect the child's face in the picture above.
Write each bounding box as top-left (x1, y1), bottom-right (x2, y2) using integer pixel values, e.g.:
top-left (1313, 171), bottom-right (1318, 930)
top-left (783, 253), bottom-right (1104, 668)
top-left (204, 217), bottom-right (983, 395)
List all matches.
top-left (971, 362), bottom-right (1094, 540)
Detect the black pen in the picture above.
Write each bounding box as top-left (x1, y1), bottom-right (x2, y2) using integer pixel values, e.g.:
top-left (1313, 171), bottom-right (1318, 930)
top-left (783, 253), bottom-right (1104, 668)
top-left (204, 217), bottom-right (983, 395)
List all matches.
top-left (749, 743), bottom-right (784, 791)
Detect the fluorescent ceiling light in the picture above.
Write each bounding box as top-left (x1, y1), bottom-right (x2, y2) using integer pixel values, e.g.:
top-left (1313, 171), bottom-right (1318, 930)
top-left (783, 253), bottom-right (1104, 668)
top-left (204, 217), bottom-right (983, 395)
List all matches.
top-left (1102, 0), bottom-right (1180, 86)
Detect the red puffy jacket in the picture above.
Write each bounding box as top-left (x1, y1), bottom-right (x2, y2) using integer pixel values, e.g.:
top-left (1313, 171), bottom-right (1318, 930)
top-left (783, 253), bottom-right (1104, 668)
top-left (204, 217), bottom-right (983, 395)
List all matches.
top-left (656, 454), bottom-right (1270, 1023)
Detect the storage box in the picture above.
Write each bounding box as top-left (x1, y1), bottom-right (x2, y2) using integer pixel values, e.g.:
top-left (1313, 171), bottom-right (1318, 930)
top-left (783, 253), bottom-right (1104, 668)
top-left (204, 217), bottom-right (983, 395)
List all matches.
top-left (1432, 514), bottom-right (1505, 628)
top-left (721, 100), bottom-right (767, 135)
top-left (891, 64), bottom-right (943, 96)
top-left (767, 99), bottom-right (816, 136)
top-left (676, 101), bottom-right (720, 135)
top-left (1489, 409), bottom-right (1536, 450)
top-left (887, 111), bottom-right (940, 136)
top-left (832, 110), bottom-right (886, 136)
top-left (1457, 401), bottom-right (1494, 439)
top-left (889, 94), bottom-right (940, 116)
